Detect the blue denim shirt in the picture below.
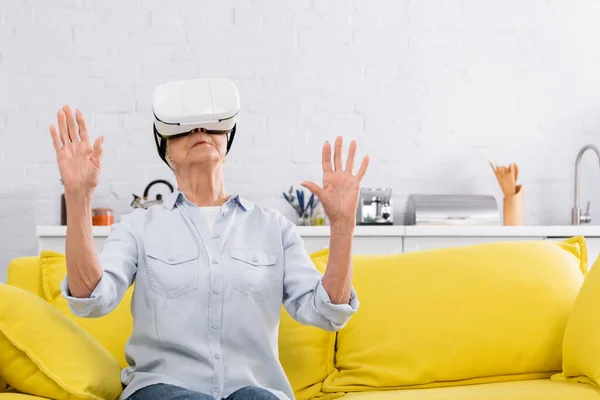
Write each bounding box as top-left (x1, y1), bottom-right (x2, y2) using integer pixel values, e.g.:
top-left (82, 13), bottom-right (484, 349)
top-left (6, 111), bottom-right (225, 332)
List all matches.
top-left (61, 190), bottom-right (359, 400)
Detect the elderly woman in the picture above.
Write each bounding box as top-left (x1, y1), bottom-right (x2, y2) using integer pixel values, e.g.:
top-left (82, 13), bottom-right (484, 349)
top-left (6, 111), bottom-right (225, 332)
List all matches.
top-left (48, 78), bottom-right (369, 400)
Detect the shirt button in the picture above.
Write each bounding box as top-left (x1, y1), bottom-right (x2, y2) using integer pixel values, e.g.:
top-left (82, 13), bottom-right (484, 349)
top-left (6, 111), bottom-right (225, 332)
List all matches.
top-left (213, 289), bottom-right (219, 294)
top-left (213, 234), bottom-right (220, 239)
top-left (168, 257), bottom-right (175, 262)
top-left (214, 353), bottom-right (220, 360)
top-left (252, 258), bottom-right (257, 262)
top-left (212, 259), bottom-right (218, 264)
top-left (211, 323), bottom-right (218, 329)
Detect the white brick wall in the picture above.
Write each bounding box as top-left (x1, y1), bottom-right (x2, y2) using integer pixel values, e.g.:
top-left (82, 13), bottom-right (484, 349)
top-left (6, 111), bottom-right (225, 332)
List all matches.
top-left (2, 0), bottom-right (600, 281)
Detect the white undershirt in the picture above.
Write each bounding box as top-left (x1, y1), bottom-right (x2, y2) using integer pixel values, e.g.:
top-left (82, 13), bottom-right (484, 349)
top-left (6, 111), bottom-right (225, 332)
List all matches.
top-left (197, 206), bottom-right (222, 234)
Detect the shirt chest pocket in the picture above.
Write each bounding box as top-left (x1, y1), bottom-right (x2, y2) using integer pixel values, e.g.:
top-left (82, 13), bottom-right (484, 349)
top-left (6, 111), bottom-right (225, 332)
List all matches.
top-left (229, 249), bottom-right (277, 300)
top-left (146, 247), bottom-right (200, 299)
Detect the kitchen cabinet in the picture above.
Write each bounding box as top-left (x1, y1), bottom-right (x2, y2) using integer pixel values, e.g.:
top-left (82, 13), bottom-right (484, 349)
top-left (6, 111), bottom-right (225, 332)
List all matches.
top-left (403, 236), bottom-right (543, 253)
top-left (303, 236), bottom-right (403, 255)
top-left (38, 227), bottom-right (110, 255)
top-left (300, 226), bottom-right (405, 254)
top-left (403, 226), bottom-right (545, 253)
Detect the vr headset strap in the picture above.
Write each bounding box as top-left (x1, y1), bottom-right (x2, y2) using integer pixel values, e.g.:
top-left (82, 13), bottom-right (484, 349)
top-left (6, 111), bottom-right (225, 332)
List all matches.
top-left (226, 125), bottom-right (236, 154)
top-left (154, 125), bottom-right (170, 168)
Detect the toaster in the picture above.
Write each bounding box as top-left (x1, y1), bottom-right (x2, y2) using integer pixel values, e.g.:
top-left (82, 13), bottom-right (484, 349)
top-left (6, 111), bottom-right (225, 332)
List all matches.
top-left (356, 188), bottom-right (393, 225)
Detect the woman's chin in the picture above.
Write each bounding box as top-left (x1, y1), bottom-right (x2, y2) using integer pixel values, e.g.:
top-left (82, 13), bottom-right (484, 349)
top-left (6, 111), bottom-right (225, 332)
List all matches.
top-left (187, 152), bottom-right (221, 165)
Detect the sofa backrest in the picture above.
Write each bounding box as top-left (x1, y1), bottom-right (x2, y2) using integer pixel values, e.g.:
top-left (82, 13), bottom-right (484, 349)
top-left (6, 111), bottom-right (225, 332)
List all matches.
top-left (310, 237), bottom-right (587, 392)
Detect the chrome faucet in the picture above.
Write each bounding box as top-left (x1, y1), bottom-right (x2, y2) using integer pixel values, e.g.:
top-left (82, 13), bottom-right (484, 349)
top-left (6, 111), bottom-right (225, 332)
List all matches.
top-left (572, 144), bottom-right (600, 225)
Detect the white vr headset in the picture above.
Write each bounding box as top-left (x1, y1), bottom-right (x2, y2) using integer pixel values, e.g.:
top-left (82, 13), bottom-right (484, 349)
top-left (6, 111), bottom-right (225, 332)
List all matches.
top-left (152, 78), bottom-right (240, 166)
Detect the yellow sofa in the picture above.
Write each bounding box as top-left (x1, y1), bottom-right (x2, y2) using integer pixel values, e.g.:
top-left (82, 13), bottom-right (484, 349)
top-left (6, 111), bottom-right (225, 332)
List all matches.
top-left (2, 238), bottom-right (600, 400)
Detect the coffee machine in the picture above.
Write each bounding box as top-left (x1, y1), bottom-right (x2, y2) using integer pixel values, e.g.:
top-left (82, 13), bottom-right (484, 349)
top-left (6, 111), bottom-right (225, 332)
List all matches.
top-left (356, 188), bottom-right (393, 225)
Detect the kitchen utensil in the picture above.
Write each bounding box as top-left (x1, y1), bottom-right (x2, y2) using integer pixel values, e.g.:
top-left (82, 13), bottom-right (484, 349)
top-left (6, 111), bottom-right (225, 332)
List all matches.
top-left (283, 185), bottom-right (322, 224)
top-left (297, 190), bottom-right (305, 216)
top-left (503, 185), bottom-right (524, 226)
top-left (305, 194), bottom-right (314, 218)
top-left (486, 153), bottom-right (523, 225)
top-left (488, 159), bottom-right (518, 196)
top-left (131, 179), bottom-right (175, 209)
top-left (283, 192), bottom-right (301, 215)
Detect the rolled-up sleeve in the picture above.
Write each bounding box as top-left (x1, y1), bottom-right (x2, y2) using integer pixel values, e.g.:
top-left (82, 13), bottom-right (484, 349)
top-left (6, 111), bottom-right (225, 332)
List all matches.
top-left (314, 279), bottom-right (359, 328)
top-left (280, 216), bottom-right (359, 331)
top-left (61, 209), bottom-right (141, 318)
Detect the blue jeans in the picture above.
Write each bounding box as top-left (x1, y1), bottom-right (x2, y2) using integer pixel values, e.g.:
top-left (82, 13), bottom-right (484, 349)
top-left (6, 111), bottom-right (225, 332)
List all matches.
top-left (126, 384), bottom-right (281, 400)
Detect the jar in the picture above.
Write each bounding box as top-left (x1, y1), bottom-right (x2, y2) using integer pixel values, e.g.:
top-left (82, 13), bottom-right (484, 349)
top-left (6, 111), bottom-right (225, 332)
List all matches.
top-left (92, 208), bottom-right (115, 226)
top-left (312, 205), bottom-right (326, 226)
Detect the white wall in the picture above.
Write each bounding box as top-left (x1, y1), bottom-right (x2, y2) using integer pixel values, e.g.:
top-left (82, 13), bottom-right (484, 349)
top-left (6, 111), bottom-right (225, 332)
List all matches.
top-left (2, 0), bottom-right (600, 280)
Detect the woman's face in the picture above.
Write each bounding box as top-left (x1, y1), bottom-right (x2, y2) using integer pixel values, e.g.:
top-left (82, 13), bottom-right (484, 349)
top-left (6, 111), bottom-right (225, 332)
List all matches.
top-left (166, 128), bottom-right (228, 170)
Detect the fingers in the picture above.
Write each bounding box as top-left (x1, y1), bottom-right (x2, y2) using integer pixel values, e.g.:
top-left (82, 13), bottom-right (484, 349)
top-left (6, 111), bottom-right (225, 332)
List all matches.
top-left (333, 136), bottom-right (343, 171)
top-left (322, 141), bottom-right (332, 173)
top-left (57, 109), bottom-right (69, 145)
top-left (345, 140), bottom-right (357, 174)
top-left (356, 155), bottom-right (370, 181)
top-left (300, 181), bottom-right (323, 198)
top-left (92, 136), bottom-right (104, 158)
top-left (62, 105), bottom-right (78, 142)
top-left (76, 109), bottom-right (90, 143)
top-left (49, 124), bottom-right (63, 152)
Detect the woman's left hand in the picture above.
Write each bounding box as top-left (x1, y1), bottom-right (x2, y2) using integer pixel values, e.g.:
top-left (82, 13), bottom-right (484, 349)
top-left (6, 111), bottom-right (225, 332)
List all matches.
top-left (301, 136), bottom-right (370, 226)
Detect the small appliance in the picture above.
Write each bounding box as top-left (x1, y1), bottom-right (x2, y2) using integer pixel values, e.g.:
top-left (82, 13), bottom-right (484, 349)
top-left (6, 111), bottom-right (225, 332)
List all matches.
top-left (357, 188), bottom-right (393, 225)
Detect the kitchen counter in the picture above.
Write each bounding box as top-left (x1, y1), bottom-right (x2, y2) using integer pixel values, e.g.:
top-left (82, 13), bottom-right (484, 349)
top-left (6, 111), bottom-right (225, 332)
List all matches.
top-left (297, 225), bottom-right (600, 237)
top-left (405, 225), bottom-right (600, 237)
top-left (36, 224), bottom-right (600, 238)
top-left (34, 223), bottom-right (600, 270)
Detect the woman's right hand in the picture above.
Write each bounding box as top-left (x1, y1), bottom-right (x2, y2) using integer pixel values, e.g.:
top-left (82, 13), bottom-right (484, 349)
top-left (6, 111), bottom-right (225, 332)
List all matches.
top-left (49, 105), bottom-right (104, 194)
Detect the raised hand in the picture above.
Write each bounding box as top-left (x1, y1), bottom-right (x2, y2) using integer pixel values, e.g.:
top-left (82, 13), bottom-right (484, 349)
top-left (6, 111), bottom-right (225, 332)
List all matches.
top-left (49, 105), bottom-right (104, 194)
top-left (301, 136), bottom-right (370, 226)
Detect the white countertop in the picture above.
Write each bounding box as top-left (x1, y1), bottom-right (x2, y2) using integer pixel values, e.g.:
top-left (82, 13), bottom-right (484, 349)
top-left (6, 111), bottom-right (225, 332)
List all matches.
top-left (36, 225), bottom-right (600, 238)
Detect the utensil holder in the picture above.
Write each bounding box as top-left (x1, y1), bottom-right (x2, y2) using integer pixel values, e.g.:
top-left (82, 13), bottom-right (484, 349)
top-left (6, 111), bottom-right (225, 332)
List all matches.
top-left (503, 185), bottom-right (524, 226)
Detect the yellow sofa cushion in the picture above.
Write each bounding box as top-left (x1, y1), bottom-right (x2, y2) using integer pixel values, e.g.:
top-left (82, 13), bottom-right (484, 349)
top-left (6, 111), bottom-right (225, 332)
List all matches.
top-left (0, 377), bottom-right (6, 392)
top-left (7, 256), bottom-right (44, 299)
top-left (315, 238), bottom-right (587, 392)
top-left (40, 250), bottom-right (134, 368)
top-left (0, 283), bottom-right (122, 400)
top-left (340, 379), bottom-right (600, 400)
top-left (553, 252), bottom-right (600, 388)
top-left (278, 249), bottom-right (342, 400)
top-left (0, 394), bottom-right (53, 400)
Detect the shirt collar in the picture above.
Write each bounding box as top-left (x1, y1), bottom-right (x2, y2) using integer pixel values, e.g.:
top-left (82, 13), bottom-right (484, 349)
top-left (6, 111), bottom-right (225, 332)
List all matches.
top-left (163, 190), bottom-right (253, 212)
